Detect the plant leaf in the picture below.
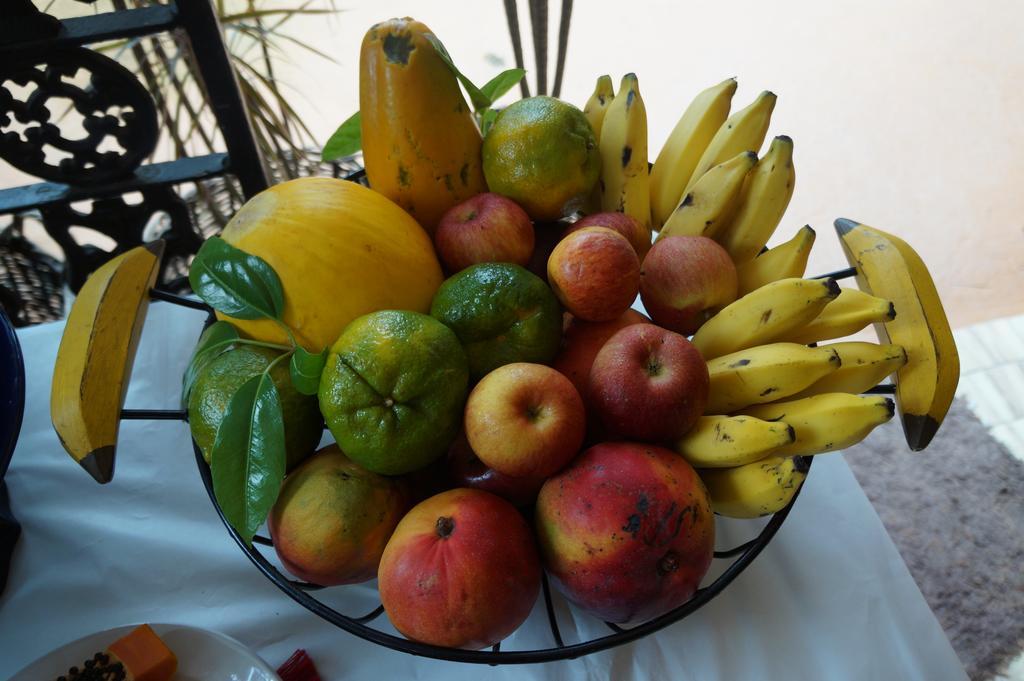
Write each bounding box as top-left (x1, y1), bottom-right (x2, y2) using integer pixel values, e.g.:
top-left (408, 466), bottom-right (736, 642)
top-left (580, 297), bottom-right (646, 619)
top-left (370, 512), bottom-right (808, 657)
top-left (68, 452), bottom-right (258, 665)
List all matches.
top-left (219, 8), bottom-right (336, 22)
top-left (479, 68), bottom-right (526, 104)
top-left (181, 321), bottom-right (241, 406)
top-left (211, 373), bottom-right (287, 545)
top-left (423, 33), bottom-right (490, 111)
top-left (189, 237), bottom-right (285, 320)
top-left (480, 108), bottom-right (499, 137)
top-left (290, 346), bottom-right (328, 395)
top-left (322, 111), bottom-right (361, 161)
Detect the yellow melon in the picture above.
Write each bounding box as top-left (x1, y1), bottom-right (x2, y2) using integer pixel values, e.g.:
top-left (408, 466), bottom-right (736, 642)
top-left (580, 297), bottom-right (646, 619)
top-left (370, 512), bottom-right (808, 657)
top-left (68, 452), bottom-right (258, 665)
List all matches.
top-left (216, 177), bottom-right (444, 350)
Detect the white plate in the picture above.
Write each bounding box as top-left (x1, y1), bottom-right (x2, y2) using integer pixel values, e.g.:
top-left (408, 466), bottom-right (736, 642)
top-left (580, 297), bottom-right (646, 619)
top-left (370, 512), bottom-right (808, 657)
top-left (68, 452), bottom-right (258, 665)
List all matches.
top-left (8, 623), bottom-right (281, 681)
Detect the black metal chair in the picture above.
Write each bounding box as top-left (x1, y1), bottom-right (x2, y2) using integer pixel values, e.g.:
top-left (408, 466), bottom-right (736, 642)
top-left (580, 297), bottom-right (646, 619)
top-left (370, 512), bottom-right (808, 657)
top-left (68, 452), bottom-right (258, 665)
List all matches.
top-left (0, 0), bottom-right (268, 322)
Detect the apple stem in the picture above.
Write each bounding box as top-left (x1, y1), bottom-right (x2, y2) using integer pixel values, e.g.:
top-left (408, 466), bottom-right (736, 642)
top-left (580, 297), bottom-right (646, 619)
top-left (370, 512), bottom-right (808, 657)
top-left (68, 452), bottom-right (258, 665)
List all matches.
top-left (436, 516), bottom-right (455, 538)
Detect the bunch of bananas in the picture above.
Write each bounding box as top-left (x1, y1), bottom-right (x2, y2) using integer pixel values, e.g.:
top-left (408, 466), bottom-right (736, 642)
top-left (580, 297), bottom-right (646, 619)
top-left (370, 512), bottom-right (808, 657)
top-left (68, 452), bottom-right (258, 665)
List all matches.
top-left (669, 261), bottom-right (953, 517)
top-left (586, 75), bottom-right (959, 519)
top-left (585, 73), bottom-right (791, 254)
top-left (669, 275), bottom-right (902, 517)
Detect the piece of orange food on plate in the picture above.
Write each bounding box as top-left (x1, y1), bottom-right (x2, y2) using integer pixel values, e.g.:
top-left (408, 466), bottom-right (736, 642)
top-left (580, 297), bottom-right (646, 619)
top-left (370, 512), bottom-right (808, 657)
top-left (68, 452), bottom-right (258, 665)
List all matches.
top-left (55, 624), bottom-right (177, 681)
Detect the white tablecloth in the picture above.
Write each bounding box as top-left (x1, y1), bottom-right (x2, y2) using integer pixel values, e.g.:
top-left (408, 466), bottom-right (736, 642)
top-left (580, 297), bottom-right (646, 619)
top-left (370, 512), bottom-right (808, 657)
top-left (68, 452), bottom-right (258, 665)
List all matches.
top-left (1, 303), bottom-right (968, 680)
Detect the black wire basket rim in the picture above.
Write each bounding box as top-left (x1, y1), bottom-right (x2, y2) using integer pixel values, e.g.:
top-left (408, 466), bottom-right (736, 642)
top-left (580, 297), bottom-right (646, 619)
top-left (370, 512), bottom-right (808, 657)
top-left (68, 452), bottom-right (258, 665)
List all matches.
top-left (192, 425), bottom-right (809, 665)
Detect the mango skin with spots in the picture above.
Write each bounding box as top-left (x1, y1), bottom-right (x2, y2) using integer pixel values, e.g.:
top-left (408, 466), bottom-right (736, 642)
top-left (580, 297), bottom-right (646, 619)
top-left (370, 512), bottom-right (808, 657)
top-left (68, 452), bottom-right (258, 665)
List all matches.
top-left (359, 18), bottom-right (487, 234)
top-left (535, 441), bottom-right (715, 624)
top-left (378, 488), bottom-right (541, 649)
top-left (269, 445), bottom-right (409, 586)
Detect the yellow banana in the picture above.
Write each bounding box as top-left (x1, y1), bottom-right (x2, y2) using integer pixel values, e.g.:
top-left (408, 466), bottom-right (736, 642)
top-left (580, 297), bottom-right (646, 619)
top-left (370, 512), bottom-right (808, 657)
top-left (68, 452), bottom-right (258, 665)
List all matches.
top-left (683, 90), bottom-right (776, 196)
top-left (835, 219), bottom-right (959, 450)
top-left (583, 74), bottom-right (615, 142)
top-left (883, 230), bottom-right (959, 447)
top-left (656, 151), bottom-right (756, 240)
top-left (736, 225), bottom-right (815, 295)
top-left (699, 455), bottom-right (809, 519)
top-left (649, 78), bottom-right (737, 228)
top-left (743, 393), bottom-right (895, 457)
top-left (692, 277), bottom-right (840, 360)
top-left (779, 288), bottom-right (895, 345)
top-left (716, 135), bottom-right (796, 264)
top-left (705, 342), bottom-right (841, 413)
top-left (675, 415), bottom-right (795, 468)
top-left (790, 342), bottom-right (907, 399)
top-left (51, 241), bottom-right (165, 483)
top-left (583, 75), bottom-right (615, 213)
top-left (600, 73), bottom-right (650, 227)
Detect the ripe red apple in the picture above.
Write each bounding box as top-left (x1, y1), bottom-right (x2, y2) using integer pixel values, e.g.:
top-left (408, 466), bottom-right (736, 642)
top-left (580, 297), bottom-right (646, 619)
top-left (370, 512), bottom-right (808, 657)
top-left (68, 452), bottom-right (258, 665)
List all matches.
top-left (640, 235), bottom-right (738, 335)
top-left (590, 323), bottom-right (709, 441)
top-left (465, 363), bottom-right (585, 479)
top-left (446, 433), bottom-right (545, 507)
top-left (547, 227), bottom-right (641, 322)
top-left (535, 441), bottom-right (715, 624)
top-left (434, 193), bottom-right (535, 272)
top-left (566, 212), bottom-right (652, 260)
top-left (552, 309), bottom-right (649, 400)
top-left (378, 488), bottom-right (541, 649)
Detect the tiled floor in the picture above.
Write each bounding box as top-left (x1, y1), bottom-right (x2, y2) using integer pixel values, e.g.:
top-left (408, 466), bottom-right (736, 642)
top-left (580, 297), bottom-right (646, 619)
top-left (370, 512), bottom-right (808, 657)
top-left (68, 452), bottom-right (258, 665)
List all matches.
top-left (996, 656), bottom-right (1024, 681)
top-left (953, 314), bottom-right (1024, 681)
top-left (955, 314), bottom-right (1024, 463)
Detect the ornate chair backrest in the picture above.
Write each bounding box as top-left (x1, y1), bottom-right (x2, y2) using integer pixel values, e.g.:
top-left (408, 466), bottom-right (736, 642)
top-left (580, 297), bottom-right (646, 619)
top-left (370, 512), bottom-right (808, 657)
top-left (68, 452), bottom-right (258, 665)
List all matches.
top-left (0, 0), bottom-right (268, 300)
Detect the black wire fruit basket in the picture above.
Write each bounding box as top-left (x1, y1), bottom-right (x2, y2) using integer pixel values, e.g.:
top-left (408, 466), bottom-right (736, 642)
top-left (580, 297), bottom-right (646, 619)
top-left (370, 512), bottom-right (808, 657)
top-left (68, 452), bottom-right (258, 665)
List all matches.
top-left (125, 272), bottom-right (896, 666)
top-left (193, 435), bottom-right (811, 665)
top-left (132, 164), bottom-right (896, 666)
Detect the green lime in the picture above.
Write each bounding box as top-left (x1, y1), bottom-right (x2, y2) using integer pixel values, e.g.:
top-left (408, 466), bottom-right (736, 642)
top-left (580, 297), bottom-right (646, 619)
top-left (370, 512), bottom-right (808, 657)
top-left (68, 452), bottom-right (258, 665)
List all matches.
top-left (188, 344), bottom-right (323, 470)
top-left (318, 310), bottom-right (469, 475)
top-left (430, 263), bottom-right (562, 379)
top-left (483, 96), bottom-right (600, 221)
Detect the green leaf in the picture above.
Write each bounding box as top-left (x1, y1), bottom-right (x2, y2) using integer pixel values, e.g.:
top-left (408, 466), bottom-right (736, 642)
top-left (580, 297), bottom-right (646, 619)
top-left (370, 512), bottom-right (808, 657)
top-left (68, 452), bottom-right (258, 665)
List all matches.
top-left (211, 372), bottom-right (287, 545)
top-left (189, 237), bottom-right (285, 321)
top-left (181, 321), bottom-right (241, 407)
top-left (479, 68), bottom-right (525, 104)
top-left (321, 111), bottom-right (361, 161)
top-left (423, 34), bottom-right (490, 111)
top-left (290, 346), bottom-right (328, 396)
top-left (480, 108), bottom-right (499, 137)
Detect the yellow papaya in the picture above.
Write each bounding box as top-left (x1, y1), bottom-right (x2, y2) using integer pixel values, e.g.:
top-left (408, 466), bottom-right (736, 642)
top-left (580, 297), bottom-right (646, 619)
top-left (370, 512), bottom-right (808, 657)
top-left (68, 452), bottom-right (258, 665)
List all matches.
top-left (359, 18), bottom-right (487, 233)
top-left (216, 177), bottom-right (444, 351)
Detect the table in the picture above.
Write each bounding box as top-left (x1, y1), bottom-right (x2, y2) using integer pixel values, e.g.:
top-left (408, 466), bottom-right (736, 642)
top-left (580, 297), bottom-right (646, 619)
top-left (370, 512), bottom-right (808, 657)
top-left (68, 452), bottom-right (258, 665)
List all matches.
top-left (1, 302), bottom-right (968, 680)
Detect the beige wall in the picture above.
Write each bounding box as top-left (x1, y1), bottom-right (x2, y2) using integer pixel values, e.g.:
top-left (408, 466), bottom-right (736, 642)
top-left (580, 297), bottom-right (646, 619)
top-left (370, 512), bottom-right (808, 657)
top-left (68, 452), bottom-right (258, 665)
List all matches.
top-left (4, 0), bottom-right (1022, 327)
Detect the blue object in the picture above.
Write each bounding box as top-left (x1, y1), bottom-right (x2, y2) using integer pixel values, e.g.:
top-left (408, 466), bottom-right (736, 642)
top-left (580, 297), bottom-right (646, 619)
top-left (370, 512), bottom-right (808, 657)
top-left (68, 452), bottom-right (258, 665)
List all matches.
top-left (0, 306), bottom-right (25, 594)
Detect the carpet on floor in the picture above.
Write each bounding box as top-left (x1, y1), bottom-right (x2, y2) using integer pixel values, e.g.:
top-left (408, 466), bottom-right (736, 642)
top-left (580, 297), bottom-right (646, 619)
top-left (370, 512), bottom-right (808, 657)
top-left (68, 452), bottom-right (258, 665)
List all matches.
top-left (844, 398), bottom-right (1024, 680)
